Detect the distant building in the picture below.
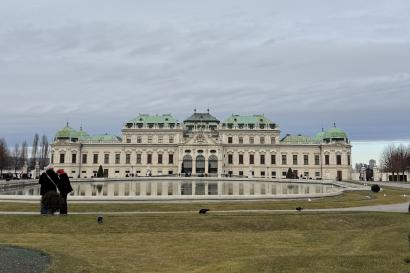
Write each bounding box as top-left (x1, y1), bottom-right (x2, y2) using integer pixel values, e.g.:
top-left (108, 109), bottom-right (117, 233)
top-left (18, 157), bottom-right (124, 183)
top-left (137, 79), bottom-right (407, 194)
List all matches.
top-left (50, 111), bottom-right (352, 180)
top-left (369, 159), bottom-right (376, 170)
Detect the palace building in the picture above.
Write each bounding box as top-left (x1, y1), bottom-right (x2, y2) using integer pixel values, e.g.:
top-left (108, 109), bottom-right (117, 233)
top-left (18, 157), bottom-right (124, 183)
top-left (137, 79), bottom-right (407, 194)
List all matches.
top-left (51, 111), bottom-right (352, 180)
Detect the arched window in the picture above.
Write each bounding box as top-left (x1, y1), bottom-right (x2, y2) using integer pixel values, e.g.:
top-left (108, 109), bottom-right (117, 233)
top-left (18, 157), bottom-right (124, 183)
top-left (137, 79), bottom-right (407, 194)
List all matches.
top-left (182, 155), bottom-right (192, 174)
top-left (208, 155), bottom-right (218, 174)
top-left (196, 155), bottom-right (205, 174)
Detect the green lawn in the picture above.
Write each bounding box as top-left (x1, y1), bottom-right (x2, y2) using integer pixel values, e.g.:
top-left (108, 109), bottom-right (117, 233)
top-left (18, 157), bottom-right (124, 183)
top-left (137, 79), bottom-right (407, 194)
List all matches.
top-left (1, 212), bottom-right (410, 273)
top-left (1, 187), bottom-right (410, 213)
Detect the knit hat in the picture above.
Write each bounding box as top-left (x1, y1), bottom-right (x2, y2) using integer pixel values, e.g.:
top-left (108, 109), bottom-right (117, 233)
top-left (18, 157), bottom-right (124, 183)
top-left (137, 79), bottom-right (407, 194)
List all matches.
top-left (56, 169), bottom-right (65, 175)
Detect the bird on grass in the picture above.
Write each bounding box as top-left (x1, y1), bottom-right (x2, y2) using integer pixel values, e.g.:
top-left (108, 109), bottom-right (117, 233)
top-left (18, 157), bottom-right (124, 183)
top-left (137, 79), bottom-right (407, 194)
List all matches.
top-left (296, 207), bottom-right (303, 212)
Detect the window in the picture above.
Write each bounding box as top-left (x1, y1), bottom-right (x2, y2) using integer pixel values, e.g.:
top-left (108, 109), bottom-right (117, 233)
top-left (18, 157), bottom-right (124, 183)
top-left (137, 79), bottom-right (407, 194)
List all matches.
top-left (126, 154), bottom-right (131, 164)
top-left (148, 136), bottom-right (153, 144)
top-left (260, 154), bottom-right (265, 165)
top-left (336, 155), bottom-right (342, 165)
top-left (158, 154), bottom-right (163, 164)
top-left (147, 154), bottom-right (152, 164)
top-left (249, 137), bottom-right (254, 144)
top-left (260, 136), bottom-right (265, 144)
top-left (59, 153), bottom-right (65, 164)
top-left (325, 155), bottom-right (330, 165)
top-left (315, 155), bottom-right (320, 165)
top-left (315, 172), bottom-right (320, 177)
top-left (168, 154), bottom-right (174, 164)
top-left (293, 155), bottom-right (298, 165)
top-left (271, 154), bottom-right (276, 165)
top-left (82, 154), bottom-right (87, 164)
top-left (249, 154), bottom-right (254, 164)
top-left (282, 171), bottom-right (287, 177)
top-left (239, 171), bottom-right (244, 176)
top-left (115, 154), bottom-right (120, 164)
top-left (93, 154), bottom-right (98, 164)
top-left (137, 136), bottom-right (142, 143)
top-left (169, 136), bottom-right (174, 144)
top-left (239, 154), bottom-right (244, 164)
top-left (271, 137), bottom-right (276, 144)
top-left (282, 154), bottom-right (287, 165)
top-left (348, 155), bottom-right (351, 166)
top-left (271, 171), bottom-right (276, 178)
top-left (104, 154), bottom-right (109, 164)
top-left (238, 137), bottom-right (243, 144)
top-left (158, 136), bottom-right (163, 144)
top-left (228, 154), bottom-right (233, 164)
top-left (71, 153), bottom-right (77, 164)
top-left (136, 154), bottom-right (141, 164)
top-left (261, 171), bottom-right (265, 177)
top-left (126, 138), bottom-right (131, 143)
top-left (304, 155), bottom-right (309, 165)
top-left (228, 136), bottom-right (233, 144)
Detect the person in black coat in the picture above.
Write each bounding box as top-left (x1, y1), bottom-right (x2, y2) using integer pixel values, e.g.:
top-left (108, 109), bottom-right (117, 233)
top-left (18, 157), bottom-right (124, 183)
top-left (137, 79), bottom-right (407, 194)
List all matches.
top-left (56, 169), bottom-right (73, 215)
top-left (38, 167), bottom-right (59, 214)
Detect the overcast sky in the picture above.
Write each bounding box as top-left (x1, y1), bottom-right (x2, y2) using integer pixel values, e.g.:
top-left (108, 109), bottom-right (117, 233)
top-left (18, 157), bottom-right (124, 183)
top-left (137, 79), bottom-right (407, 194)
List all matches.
top-left (1, 0), bottom-right (410, 148)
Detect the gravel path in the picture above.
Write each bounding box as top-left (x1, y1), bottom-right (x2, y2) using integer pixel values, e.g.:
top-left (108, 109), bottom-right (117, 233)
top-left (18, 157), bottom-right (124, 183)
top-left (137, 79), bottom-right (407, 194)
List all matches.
top-left (0, 246), bottom-right (50, 273)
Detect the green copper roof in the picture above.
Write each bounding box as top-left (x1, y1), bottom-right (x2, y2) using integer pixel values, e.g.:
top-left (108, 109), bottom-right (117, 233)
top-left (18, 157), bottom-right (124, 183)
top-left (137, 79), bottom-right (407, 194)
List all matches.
top-left (323, 127), bottom-right (347, 139)
top-left (87, 134), bottom-right (121, 142)
top-left (281, 134), bottom-right (320, 144)
top-left (55, 124), bottom-right (79, 139)
top-left (223, 114), bottom-right (273, 124)
top-left (129, 114), bottom-right (179, 124)
top-left (315, 131), bottom-right (326, 140)
top-left (184, 112), bottom-right (220, 123)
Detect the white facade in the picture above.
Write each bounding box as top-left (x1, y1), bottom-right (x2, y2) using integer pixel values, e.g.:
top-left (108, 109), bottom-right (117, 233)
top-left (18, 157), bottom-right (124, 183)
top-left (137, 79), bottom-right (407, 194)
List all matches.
top-left (51, 112), bottom-right (352, 181)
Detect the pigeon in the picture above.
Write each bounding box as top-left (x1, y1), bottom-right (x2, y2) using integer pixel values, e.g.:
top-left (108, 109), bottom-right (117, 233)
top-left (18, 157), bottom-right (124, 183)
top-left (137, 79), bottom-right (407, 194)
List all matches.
top-left (296, 207), bottom-right (303, 212)
top-left (199, 208), bottom-right (210, 214)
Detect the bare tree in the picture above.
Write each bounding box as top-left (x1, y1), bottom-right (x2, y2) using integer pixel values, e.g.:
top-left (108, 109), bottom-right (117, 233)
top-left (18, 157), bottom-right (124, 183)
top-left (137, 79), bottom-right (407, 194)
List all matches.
top-left (0, 138), bottom-right (10, 177)
top-left (380, 144), bottom-right (410, 181)
top-left (39, 135), bottom-right (49, 170)
top-left (11, 143), bottom-right (22, 177)
top-left (30, 133), bottom-right (39, 170)
top-left (21, 141), bottom-right (28, 174)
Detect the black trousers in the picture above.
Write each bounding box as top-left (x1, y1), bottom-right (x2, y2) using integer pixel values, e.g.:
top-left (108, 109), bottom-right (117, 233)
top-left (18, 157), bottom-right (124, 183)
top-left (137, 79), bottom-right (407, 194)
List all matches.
top-left (60, 193), bottom-right (68, 215)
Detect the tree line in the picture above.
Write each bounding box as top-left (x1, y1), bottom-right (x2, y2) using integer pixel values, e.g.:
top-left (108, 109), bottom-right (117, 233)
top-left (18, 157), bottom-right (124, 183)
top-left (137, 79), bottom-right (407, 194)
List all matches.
top-left (0, 134), bottom-right (49, 179)
top-left (380, 144), bottom-right (410, 181)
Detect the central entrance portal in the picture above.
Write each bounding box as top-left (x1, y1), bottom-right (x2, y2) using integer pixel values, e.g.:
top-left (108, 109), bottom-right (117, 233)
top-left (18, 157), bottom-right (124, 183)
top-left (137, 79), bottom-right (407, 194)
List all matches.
top-left (196, 155), bottom-right (205, 174)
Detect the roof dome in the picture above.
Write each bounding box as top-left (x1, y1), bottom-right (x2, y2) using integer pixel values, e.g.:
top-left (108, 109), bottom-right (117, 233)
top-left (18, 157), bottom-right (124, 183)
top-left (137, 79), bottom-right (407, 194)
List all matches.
top-left (55, 123), bottom-right (79, 140)
top-left (323, 127), bottom-right (347, 140)
top-left (315, 131), bottom-right (326, 140)
top-left (78, 128), bottom-right (90, 140)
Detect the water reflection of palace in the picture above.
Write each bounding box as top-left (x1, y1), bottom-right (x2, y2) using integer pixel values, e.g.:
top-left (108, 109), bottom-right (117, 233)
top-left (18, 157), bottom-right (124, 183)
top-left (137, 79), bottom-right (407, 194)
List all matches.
top-left (51, 111), bottom-right (352, 181)
top-left (1, 181), bottom-right (339, 197)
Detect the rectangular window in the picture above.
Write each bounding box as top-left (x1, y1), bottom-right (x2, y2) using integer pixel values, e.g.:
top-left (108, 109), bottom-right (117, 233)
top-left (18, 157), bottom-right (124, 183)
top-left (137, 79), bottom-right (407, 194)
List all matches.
top-left (147, 154), bottom-right (152, 164)
top-left (239, 154), bottom-right (244, 164)
top-left (271, 137), bottom-right (276, 144)
top-left (59, 153), bottom-right (65, 164)
top-left (282, 154), bottom-right (287, 165)
top-left (115, 154), bottom-right (120, 164)
top-left (71, 153), bottom-right (77, 164)
top-left (304, 155), bottom-right (309, 165)
top-left (336, 155), bottom-right (342, 165)
top-left (93, 154), bottom-right (98, 164)
top-left (168, 154), bottom-right (173, 164)
top-left (260, 154), bottom-right (265, 165)
top-left (325, 155), bottom-right (330, 165)
top-left (315, 155), bottom-right (320, 165)
top-left (304, 171), bottom-right (309, 177)
top-left (315, 172), bottom-right (321, 177)
top-left (148, 136), bottom-right (153, 144)
top-left (228, 136), bottom-right (233, 144)
top-left (282, 171), bottom-right (287, 177)
top-left (126, 154), bottom-right (131, 164)
top-left (348, 155), bottom-right (351, 166)
top-left (261, 171), bottom-right (265, 177)
top-left (271, 154), bottom-right (276, 165)
top-left (249, 154), bottom-right (254, 164)
top-left (271, 171), bottom-right (276, 178)
top-left (104, 154), bottom-right (109, 164)
top-left (137, 136), bottom-right (142, 143)
top-left (158, 136), bottom-right (163, 144)
top-left (238, 137), bottom-right (243, 144)
top-left (169, 136), bottom-right (174, 144)
top-left (158, 154), bottom-right (163, 164)
top-left (82, 154), bottom-right (87, 164)
top-left (260, 136), bottom-right (265, 144)
top-left (239, 171), bottom-right (244, 176)
top-left (136, 154), bottom-right (141, 164)
top-left (228, 154), bottom-right (233, 164)
top-left (249, 137), bottom-right (254, 144)
top-left (293, 155), bottom-right (298, 165)
top-left (126, 138), bottom-right (131, 143)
